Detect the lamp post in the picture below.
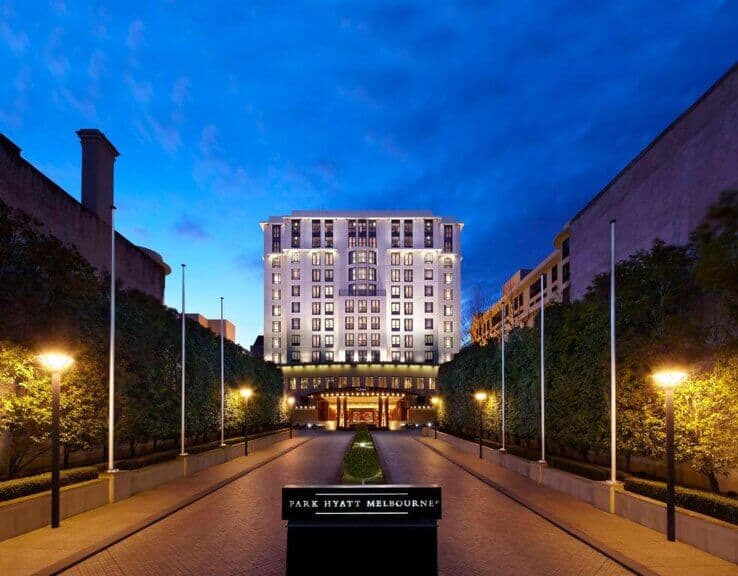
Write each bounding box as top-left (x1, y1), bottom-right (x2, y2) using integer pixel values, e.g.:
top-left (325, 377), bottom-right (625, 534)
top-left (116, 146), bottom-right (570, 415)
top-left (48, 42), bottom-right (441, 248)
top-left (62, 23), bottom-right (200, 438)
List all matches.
top-left (180, 264), bottom-right (187, 457)
top-left (220, 297), bottom-right (225, 447)
top-left (539, 274), bottom-right (546, 464)
top-left (609, 219), bottom-right (617, 484)
top-left (474, 392), bottom-right (487, 459)
top-left (653, 369), bottom-right (687, 542)
top-left (108, 205), bottom-right (117, 473)
top-left (287, 396), bottom-right (296, 439)
top-left (430, 396), bottom-right (440, 439)
top-left (38, 352), bottom-right (74, 529)
top-left (500, 296), bottom-right (506, 452)
top-left (240, 387), bottom-right (253, 456)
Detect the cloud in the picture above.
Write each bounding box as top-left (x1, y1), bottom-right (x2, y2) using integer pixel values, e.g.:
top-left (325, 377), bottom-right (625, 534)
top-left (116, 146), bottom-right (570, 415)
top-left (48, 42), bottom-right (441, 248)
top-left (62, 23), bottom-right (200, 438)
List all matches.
top-left (133, 113), bottom-right (181, 155)
top-left (171, 76), bottom-right (191, 106)
top-left (193, 124), bottom-right (252, 196)
top-left (44, 28), bottom-right (69, 77)
top-left (126, 19), bottom-right (144, 50)
top-left (88, 50), bottom-right (106, 80)
top-left (125, 74), bottom-right (153, 103)
top-left (0, 21), bottom-right (29, 54)
top-left (174, 216), bottom-right (211, 240)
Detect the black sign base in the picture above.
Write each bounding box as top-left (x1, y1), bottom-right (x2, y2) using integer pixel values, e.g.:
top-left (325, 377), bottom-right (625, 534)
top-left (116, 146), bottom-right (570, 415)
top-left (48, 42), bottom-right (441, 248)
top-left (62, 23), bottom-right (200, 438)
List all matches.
top-left (286, 524), bottom-right (437, 576)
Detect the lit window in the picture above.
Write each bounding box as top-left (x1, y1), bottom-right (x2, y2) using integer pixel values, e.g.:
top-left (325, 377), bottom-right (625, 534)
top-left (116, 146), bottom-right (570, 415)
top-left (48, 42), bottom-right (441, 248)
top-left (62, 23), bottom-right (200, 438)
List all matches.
top-left (424, 269), bottom-right (433, 280)
top-left (444, 288), bottom-right (453, 300)
top-left (272, 305), bottom-right (281, 316)
top-left (391, 335), bottom-right (400, 347)
top-left (272, 257), bottom-right (281, 268)
top-left (444, 273), bottom-right (453, 285)
top-left (292, 285), bottom-right (300, 297)
top-left (291, 318), bottom-right (300, 329)
top-left (404, 253), bottom-right (413, 266)
top-left (272, 289), bottom-right (281, 300)
top-left (325, 285), bottom-right (334, 298)
top-left (291, 302), bottom-right (299, 313)
top-left (444, 305), bottom-right (453, 316)
top-left (444, 336), bottom-right (453, 348)
top-left (291, 269), bottom-right (300, 280)
top-left (291, 252), bottom-right (300, 263)
top-left (444, 321), bottom-right (453, 333)
top-left (272, 273), bottom-right (281, 284)
top-left (391, 319), bottom-right (400, 331)
top-left (272, 337), bottom-right (281, 349)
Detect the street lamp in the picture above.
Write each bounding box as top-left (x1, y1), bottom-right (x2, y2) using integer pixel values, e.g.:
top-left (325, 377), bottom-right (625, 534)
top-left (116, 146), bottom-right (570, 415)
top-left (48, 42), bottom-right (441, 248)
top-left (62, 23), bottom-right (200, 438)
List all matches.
top-left (240, 387), bottom-right (253, 456)
top-left (653, 369), bottom-right (687, 542)
top-left (430, 396), bottom-right (440, 439)
top-left (474, 391), bottom-right (487, 459)
top-left (286, 396), bottom-right (296, 439)
top-left (38, 352), bottom-right (74, 529)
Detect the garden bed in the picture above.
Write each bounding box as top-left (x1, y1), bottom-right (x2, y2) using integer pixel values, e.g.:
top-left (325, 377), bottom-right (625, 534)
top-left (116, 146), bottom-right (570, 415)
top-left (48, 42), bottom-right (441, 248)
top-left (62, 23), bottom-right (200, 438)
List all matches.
top-left (341, 426), bottom-right (385, 484)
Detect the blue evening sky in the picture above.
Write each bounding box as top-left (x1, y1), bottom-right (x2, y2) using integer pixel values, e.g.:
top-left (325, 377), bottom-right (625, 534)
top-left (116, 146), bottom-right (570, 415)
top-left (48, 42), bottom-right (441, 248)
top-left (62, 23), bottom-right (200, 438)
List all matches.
top-left (1, 1), bottom-right (737, 346)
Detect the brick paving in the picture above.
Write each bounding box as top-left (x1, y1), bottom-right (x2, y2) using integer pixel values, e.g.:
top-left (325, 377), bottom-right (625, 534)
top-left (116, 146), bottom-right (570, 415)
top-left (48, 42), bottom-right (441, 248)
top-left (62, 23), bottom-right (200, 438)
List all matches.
top-left (62, 433), bottom-right (352, 576)
top-left (374, 432), bottom-right (633, 576)
top-left (410, 434), bottom-right (738, 576)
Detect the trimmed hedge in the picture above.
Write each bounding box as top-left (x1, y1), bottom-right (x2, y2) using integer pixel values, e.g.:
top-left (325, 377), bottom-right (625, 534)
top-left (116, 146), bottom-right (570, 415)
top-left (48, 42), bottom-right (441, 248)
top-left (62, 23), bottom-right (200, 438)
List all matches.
top-left (342, 429), bottom-right (384, 484)
top-left (625, 477), bottom-right (738, 526)
top-left (0, 467), bottom-right (99, 502)
top-left (548, 456), bottom-right (610, 481)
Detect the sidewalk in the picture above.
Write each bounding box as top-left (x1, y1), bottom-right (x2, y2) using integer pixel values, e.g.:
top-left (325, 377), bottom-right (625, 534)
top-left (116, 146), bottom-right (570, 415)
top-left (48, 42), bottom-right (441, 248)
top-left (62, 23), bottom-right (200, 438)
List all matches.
top-left (0, 437), bottom-right (311, 576)
top-left (417, 437), bottom-right (738, 576)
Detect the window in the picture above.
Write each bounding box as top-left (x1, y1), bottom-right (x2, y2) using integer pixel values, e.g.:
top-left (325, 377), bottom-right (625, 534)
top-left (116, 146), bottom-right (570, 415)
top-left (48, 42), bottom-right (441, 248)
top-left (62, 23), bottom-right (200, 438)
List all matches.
top-left (391, 335), bottom-right (400, 347)
top-left (443, 224), bottom-right (453, 253)
top-left (444, 273), bottom-right (453, 285)
top-left (563, 261), bottom-right (570, 283)
top-left (551, 264), bottom-right (558, 283)
top-left (404, 253), bottom-right (413, 266)
top-left (312, 269), bottom-right (321, 282)
top-left (358, 316), bottom-right (367, 330)
top-left (325, 351), bottom-right (334, 362)
top-left (425, 302), bottom-right (433, 313)
top-left (271, 257), bottom-right (281, 268)
top-left (272, 337), bottom-right (281, 349)
top-left (428, 377), bottom-right (436, 390)
top-left (312, 318), bottom-right (321, 331)
top-left (425, 318), bottom-right (433, 329)
top-left (391, 286), bottom-right (400, 298)
top-left (325, 285), bottom-right (334, 298)
top-left (272, 224), bottom-right (282, 252)
top-left (272, 289), bottom-right (281, 300)
top-left (404, 335), bottom-right (413, 347)
top-left (291, 269), bottom-right (300, 281)
top-left (404, 302), bottom-right (413, 315)
top-left (272, 273), bottom-right (281, 284)
top-left (312, 285), bottom-right (321, 298)
top-left (272, 305), bottom-right (281, 316)
top-left (424, 285), bottom-right (433, 297)
top-left (311, 302), bottom-right (321, 315)
top-left (404, 269), bottom-right (413, 282)
top-left (345, 317), bottom-right (354, 330)
top-left (391, 302), bottom-right (400, 315)
top-left (325, 252), bottom-right (334, 265)
top-left (312, 335), bottom-right (321, 348)
top-left (425, 335), bottom-right (434, 346)
top-left (391, 269), bottom-right (400, 282)
top-left (358, 300), bottom-right (367, 313)
top-left (404, 319), bottom-right (413, 331)
top-left (291, 318), bottom-right (300, 329)
top-left (444, 321), bottom-right (453, 333)
top-left (424, 269), bottom-right (433, 280)
top-left (291, 334), bottom-right (300, 346)
top-left (325, 269), bottom-right (334, 282)
top-left (391, 220), bottom-right (401, 248)
top-left (371, 299), bottom-right (380, 313)
top-left (345, 333), bottom-right (355, 346)
top-left (311, 252), bottom-right (321, 265)
top-left (291, 351), bottom-right (301, 362)
top-left (292, 285), bottom-right (300, 297)
top-left (273, 352), bottom-right (282, 363)
top-left (371, 316), bottom-right (380, 330)
top-left (403, 219), bottom-right (413, 247)
top-left (444, 288), bottom-right (453, 300)
top-left (444, 336), bottom-right (453, 348)
top-left (290, 302), bottom-right (299, 313)
top-left (391, 252), bottom-right (400, 265)
top-left (443, 257), bottom-right (453, 268)
top-left (444, 305), bottom-right (453, 316)
top-left (424, 252), bottom-right (434, 263)
top-left (358, 350), bottom-right (367, 362)
top-left (371, 333), bottom-right (380, 346)
top-left (325, 318), bottom-right (334, 331)
top-left (291, 252), bottom-right (300, 263)
top-left (416, 377), bottom-right (425, 390)
top-left (391, 319), bottom-right (400, 331)
top-left (325, 335), bottom-right (334, 347)
top-left (562, 237), bottom-right (570, 259)
top-left (404, 285), bottom-right (413, 298)
top-left (425, 351), bottom-right (434, 363)
top-left (424, 219), bottom-right (434, 248)
top-left (325, 302), bottom-right (334, 315)
top-left (358, 333), bottom-right (367, 347)
top-left (403, 351), bottom-right (414, 363)
top-left (345, 300), bottom-right (354, 313)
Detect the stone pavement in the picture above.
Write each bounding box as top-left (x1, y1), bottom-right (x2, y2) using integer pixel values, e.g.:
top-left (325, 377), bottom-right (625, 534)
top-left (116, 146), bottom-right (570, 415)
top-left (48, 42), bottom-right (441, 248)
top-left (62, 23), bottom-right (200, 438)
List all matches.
top-left (0, 435), bottom-right (317, 576)
top-left (414, 435), bottom-right (738, 576)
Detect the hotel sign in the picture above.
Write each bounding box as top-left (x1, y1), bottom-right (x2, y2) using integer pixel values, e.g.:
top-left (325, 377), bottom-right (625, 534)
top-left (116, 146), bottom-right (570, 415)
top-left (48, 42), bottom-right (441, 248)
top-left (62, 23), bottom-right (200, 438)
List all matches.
top-left (282, 485), bottom-right (442, 522)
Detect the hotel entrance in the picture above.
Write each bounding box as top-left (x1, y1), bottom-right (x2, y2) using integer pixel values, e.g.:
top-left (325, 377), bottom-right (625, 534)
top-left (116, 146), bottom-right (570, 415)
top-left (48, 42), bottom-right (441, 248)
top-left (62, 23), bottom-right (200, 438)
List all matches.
top-left (316, 391), bottom-right (412, 429)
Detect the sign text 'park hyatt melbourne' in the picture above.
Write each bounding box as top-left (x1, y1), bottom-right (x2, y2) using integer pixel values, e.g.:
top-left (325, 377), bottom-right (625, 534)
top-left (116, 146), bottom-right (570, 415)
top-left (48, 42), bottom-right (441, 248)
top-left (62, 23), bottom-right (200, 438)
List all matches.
top-left (282, 485), bottom-right (442, 521)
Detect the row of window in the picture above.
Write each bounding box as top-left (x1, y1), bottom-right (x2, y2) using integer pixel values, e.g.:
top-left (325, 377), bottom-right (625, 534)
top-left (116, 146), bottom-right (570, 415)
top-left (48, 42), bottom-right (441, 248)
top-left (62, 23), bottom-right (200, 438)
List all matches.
top-left (287, 375), bottom-right (437, 391)
top-left (271, 251), bottom-right (454, 267)
top-left (271, 318), bottom-right (455, 335)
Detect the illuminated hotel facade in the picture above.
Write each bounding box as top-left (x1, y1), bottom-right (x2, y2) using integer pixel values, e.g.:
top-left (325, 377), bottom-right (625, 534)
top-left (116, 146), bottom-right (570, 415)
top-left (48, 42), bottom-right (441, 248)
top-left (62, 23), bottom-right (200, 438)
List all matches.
top-left (261, 210), bottom-right (462, 428)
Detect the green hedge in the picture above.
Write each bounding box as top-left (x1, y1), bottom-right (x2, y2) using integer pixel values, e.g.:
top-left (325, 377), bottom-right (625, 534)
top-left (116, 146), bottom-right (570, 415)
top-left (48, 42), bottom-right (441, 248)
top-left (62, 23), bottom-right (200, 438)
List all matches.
top-left (625, 478), bottom-right (738, 525)
top-left (0, 467), bottom-right (99, 501)
top-left (342, 429), bottom-right (384, 483)
top-left (548, 456), bottom-right (610, 481)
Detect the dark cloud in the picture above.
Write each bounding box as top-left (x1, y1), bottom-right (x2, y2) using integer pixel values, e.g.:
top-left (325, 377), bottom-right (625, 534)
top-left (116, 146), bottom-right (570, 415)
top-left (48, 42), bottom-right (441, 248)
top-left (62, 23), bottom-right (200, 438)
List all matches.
top-left (174, 217), bottom-right (211, 240)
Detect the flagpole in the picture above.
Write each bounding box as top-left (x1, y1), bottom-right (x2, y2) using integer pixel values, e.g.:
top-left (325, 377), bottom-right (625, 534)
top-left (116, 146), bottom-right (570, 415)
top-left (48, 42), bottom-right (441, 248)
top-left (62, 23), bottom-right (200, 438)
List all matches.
top-left (220, 296), bottom-right (226, 447)
top-left (180, 264), bottom-right (187, 456)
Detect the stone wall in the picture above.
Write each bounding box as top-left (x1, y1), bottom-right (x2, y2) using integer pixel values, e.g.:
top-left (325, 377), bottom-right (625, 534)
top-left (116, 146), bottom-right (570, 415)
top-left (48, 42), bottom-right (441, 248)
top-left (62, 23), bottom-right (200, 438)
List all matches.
top-left (0, 134), bottom-right (167, 301)
top-left (569, 64), bottom-right (738, 299)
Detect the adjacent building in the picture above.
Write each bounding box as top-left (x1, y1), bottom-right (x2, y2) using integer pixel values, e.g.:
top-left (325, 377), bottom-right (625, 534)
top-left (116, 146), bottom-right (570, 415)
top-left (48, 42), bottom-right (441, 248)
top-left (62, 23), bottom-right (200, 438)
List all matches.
top-left (0, 129), bottom-right (170, 300)
top-left (472, 63), bottom-right (738, 345)
top-left (261, 210), bottom-right (462, 428)
top-left (186, 313), bottom-right (237, 343)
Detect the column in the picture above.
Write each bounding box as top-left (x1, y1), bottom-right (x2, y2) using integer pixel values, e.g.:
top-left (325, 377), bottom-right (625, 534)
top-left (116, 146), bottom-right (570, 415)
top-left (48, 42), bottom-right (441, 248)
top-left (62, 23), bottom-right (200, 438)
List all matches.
top-left (377, 396), bottom-right (382, 428)
top-left (384, 397), bottom-right (389, 428)
top-left (343, 397), bottom-right (348, 427)
top-left (336, 397), bottom-right (341, 429)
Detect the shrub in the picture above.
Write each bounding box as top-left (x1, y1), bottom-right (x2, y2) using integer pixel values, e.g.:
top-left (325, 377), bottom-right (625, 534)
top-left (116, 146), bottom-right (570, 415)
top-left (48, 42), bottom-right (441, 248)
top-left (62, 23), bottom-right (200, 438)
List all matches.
top-left (624, 477), bottom-right (738, 525)
top-left (343, 445), bottom-right (382, 483)
top-left (548, 456), bottom-right (610, 481)
top-left (504, 444), bottom-right (540, 461)
top-left (0, 467), bottom-right (99, 501)
top-left (115, 451), bottom-right (178, 470)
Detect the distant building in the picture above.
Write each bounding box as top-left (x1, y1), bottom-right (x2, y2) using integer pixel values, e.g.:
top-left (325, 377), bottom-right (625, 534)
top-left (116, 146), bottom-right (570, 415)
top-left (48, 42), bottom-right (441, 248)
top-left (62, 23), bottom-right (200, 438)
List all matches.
top-left (250, 335), bottom-right (264, 359)
top-left (570, 63), bottom-right (738, 300)
top-left (471, 228), bottom-right (569, 345)
top-left (186, 313), bottom-right (236, 343)
top-left (261, 210), bottom-right (462, 429)
top-left (0, 129), bottom-right (170, 300)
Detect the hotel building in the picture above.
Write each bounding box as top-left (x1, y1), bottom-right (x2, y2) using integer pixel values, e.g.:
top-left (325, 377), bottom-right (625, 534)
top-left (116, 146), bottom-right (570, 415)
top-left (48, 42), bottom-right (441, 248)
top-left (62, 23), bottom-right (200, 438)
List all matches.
top-left (261, 211), bottom-right (462, 428)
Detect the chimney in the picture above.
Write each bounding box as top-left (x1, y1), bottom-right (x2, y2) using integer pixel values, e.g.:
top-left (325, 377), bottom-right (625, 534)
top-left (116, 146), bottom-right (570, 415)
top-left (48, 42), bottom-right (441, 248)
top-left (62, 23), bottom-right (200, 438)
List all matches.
top-left (77, 129), bottom-right (119, 225)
